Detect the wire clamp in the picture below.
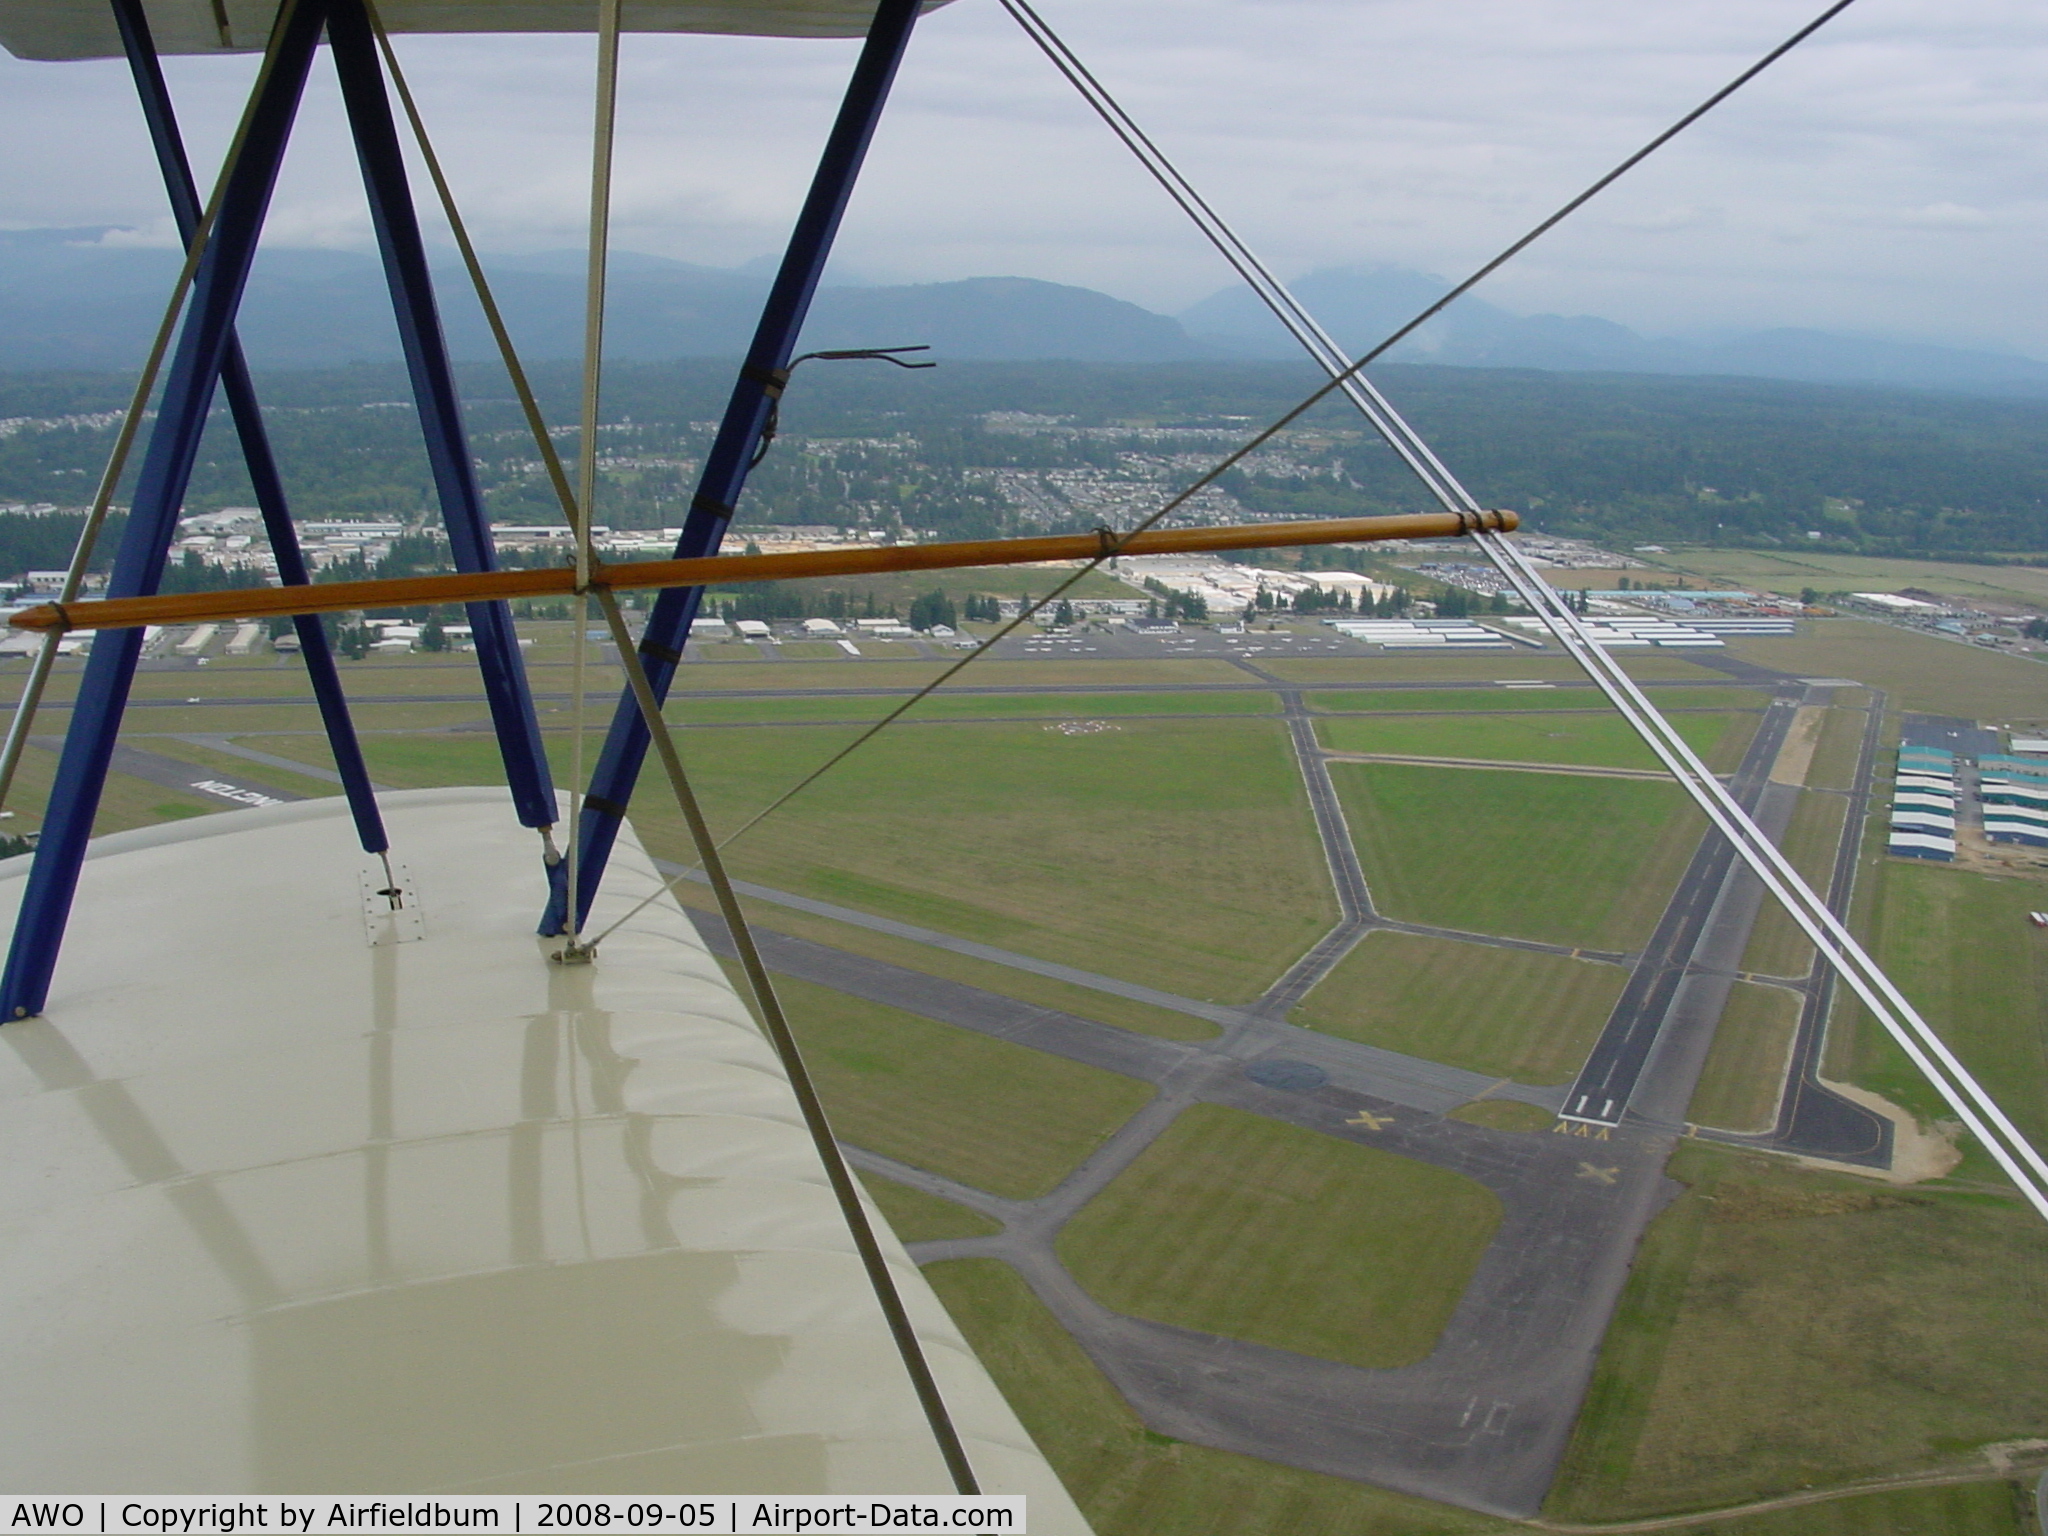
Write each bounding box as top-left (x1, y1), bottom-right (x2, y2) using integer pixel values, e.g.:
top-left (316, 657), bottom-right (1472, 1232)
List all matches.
top-left (691, 492), bottom-right (735, 520)
top-left (551, 937), bottom-right (598, 966)
top-left (750, 346), bottom-right (936, 469)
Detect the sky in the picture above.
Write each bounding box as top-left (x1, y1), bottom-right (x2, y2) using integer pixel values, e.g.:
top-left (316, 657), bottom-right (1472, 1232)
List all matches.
top-left (3, 0), bottom-right (2048, 354)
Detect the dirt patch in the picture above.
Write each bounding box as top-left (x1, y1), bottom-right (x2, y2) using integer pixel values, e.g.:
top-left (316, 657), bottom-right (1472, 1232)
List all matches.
top-left (1798, 1080), bottom-right (1964, 1184)
top-left (1701, 1181), bottom-right (1916, 1223)
top-left (1951, 821), bottom-right (2048, 881)
top-left (1768, 704), bottom-right (1825, 787)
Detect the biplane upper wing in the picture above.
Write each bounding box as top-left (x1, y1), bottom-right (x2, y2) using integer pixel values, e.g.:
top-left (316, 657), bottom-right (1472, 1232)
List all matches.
top-left (0, 0), bottom-right (953, 60)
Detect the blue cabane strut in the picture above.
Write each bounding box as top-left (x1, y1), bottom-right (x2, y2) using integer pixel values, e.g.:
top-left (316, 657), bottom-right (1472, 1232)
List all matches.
top-left (541, 0), bottom-right (926, 936)
top-left (0, 0), bottom-right (556, 1018)
top-left (109, 0), bottom-right (391, 860)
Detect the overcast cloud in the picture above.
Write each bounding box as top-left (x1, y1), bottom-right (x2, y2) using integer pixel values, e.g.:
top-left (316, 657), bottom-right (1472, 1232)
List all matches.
top-left (3, 0), bottom-right (2047, 353)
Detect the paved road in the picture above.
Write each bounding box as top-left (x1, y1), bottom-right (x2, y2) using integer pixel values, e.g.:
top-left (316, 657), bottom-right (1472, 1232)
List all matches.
top-left (688, 910), bottom-right (1564, 1117)
top-left (1321, 751), bottom-right (1691, 783)
top-left (31, 737), bottom-right (308, 810)
top-left (1698, 684), bottom-right (1892, 1167)
top-left (1559, 690), bottom-right (1801, 1126)
top-left (664, 863), bottom-right (1629, 1023)
top-left (692, 906), bottom-right (1665, 1517)
top-left (50, 642), bottom-right (1858, 1514)
top-left (19, 670), bottom-right (1760, 711)
top-left (675, 650), bottom-right (1819, 1516)
top-left (1240, 662), bottom-right (1637, 1023)
top-left (166, 733), bottom-right (397, 790)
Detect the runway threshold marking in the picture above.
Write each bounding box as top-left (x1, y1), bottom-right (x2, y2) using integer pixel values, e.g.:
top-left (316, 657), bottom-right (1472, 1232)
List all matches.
top-left (1552, 1121), bottom-right (1613, 1140)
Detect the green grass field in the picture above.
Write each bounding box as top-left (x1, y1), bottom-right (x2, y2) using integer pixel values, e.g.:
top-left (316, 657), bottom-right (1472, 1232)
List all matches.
top-left (924, 1257), bottom-right (2024, 1535)
top-left (1256, 652), bottom-right (1731, 685)
top-left (118, 701), bottom-right (503, 735)
top-left (775, 977), bottom-right (1152, 1200)
top-left (1741, 790), bottom-right (1849, 979)
top-left (1703, 1487), bottom-right (2026, 1535)
top-left (1331, 763), bottom-right (1705, 951)
top-left (1293, 930), bottom-right (1625, 1084)
top-left (1446, 1099), bottom-right (1557, 1133)
top-left (1307, 686), bottom-right (1770, 714)
top-left (668, 882), bottom-right (1221, 1042)
top-left (1827, 861), bottom-right (2048, 1147)
top-left (856, 1173), bottom-right (1003, 1243)
top-left (1805, 700), bottom-right (1871, 793)
top-left (128, 737), bottom-right (348, 801)
top-left (1547, 1142), bottom-right (2048, 1522)
top-left (667, 690), bottom-right (1278, 725)
top-left (1057, 1104), bottom-right (1501, 1370)
top-left (674, 657), bottom-right (1249, 690)
top-left (921, 1258), bottom-right (1516, 1536)
top-left (666, 717), bottom-right (1339, 1004)
top-left (1316, 710), bottom-right (1753, 773)
top-left (236, 715), bottom-right (1338, 1003)
top-left (768, 641), bottom-right (846, 660)
top-left (1725, 621), bottom-right (2048, 723)
top-left (1688, 983), bottom-right (1801, 1133)
top-left (1652, 547), bottom-right (2048, 609)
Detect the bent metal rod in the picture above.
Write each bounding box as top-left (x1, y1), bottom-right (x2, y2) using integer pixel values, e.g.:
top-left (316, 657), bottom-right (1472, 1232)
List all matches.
top-left (9, 508), bottom-right (1516, 636)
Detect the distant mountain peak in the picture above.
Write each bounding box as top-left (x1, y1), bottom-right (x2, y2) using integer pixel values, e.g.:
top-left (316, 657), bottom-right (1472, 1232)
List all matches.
top-left (0, 229), bottom-right (2044, 397)
top-left (1178, 264), bottom-right (2048, 398)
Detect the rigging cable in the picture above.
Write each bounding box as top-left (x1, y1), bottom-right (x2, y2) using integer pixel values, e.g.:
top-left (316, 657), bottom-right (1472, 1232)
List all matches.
top-left (368, 0), bottom-right (580, 900)
top-left (365, 19), bottom-right (980, 1485)
top-left (749, 346), bottom-right (935, 469)
top-left (363, 0), bottom-right (2047, 1227)
top-left (593, 585), bottom-right (981, 1494)
top-left (560, 0), bottom-right (626, 957)
top-left (1004, 0), bottom-right (2048, 1218)
top-left (0, 0), bottom-right (311, 813)
top-left (579, 0), bottom-right (1865, 948)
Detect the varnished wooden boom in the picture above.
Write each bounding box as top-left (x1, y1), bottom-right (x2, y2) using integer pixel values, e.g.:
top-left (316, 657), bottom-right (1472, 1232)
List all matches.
top-left (9, 509), bottom-right (1516, 634)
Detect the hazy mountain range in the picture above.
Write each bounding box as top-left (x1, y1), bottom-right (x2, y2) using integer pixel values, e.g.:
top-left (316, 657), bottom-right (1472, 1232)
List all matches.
top-left (5, 226), bottom-right (2048, 400)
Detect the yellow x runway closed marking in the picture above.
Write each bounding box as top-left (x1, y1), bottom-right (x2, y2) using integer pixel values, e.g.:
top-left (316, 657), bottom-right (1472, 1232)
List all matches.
top-left (1577, 1163), bottom-right (1620, 1186)
top-left (1347, 1110), bottom-right (1395, 1131)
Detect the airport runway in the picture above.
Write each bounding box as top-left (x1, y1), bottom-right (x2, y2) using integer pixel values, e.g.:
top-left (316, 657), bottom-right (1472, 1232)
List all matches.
top-left (689, 907), bottom-right (1673, 1517)
top-left (39, 634), bottom-right (1880, 1514)
top-left (661, 649), bottom-right (1848, 1516)
top-left (1558, 689), bottom-right (1801, 1126)
top-left (29, 737), bottom-right (309, 810)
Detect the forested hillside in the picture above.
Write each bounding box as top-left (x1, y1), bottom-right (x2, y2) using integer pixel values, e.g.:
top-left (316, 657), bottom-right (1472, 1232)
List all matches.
top-left (1, 359), bottom-right (2044, 562)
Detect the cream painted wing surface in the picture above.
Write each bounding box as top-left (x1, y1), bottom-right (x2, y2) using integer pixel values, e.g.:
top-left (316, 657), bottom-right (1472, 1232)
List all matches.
top-left (0, 0), bottom-right (953, 60)
top-left (0, 788), bottom-right (1089, 1525)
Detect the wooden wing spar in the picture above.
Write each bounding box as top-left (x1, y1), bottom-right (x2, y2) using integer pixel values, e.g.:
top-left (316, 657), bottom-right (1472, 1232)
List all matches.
top-left (8, 508), bottom-right (1519, 634)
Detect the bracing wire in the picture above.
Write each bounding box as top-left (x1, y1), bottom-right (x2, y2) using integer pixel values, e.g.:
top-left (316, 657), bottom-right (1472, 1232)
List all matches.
top-left (364, 0), bottom-right (2041, 1229)
top-left (370, 0), bottom-right (593, 900)
top-left (0, 0), bottom-right (311, 815)
top-left (1005, 0), bottom-right (2048, 1218)
top-left (367, 5), bottom-right (579, 525)
top-left (592, 586), bottom-right (980, 1494)
top-left (562, 0), bottom-right (626, 954)
top-left (579, 0), bottom-right (1869, 950)
top-left (362, 25), bottom-right (985, 1477)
